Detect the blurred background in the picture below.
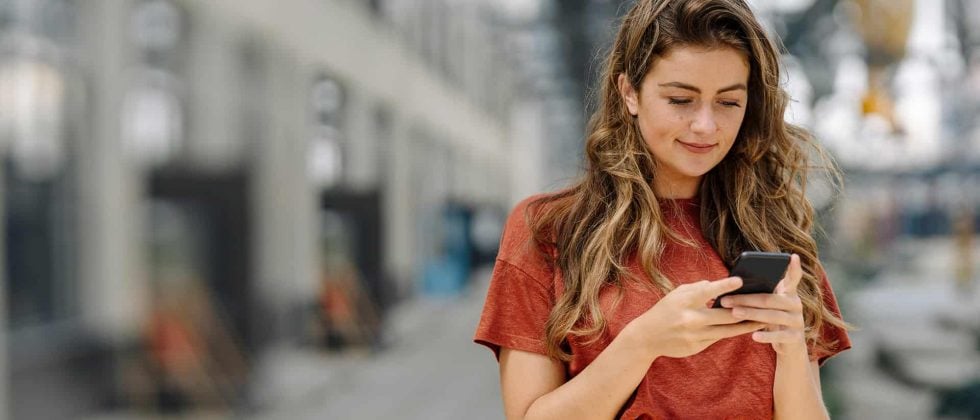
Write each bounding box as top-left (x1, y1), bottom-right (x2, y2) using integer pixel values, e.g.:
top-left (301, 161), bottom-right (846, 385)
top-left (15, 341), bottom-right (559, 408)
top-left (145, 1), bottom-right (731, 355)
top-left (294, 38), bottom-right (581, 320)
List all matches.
top-left (0, 0), bottom-right (977, 418)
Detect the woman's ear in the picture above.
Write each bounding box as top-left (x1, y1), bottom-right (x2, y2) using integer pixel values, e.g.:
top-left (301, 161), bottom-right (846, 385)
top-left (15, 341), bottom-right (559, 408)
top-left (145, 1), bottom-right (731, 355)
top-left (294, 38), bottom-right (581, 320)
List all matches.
top-left (617, 73), bottom-right (640, 116)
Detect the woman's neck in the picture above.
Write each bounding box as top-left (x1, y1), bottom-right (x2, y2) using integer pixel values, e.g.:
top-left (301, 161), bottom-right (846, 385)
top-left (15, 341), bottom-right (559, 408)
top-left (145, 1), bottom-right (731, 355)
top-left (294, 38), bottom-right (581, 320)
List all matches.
top-left (653, 174), bottom-right (702, 199)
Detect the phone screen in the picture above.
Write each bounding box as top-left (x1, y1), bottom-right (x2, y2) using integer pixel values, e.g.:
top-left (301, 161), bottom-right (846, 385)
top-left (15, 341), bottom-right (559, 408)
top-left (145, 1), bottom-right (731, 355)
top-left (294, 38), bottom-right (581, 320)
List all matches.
top-left (711, 251), bottom-right (791, 308)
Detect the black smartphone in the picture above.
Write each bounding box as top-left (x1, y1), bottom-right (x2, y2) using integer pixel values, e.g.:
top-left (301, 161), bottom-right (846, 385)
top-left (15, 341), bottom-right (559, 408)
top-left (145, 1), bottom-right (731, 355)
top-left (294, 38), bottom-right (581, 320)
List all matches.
top-left (712, 251), bottom-right (791, 308)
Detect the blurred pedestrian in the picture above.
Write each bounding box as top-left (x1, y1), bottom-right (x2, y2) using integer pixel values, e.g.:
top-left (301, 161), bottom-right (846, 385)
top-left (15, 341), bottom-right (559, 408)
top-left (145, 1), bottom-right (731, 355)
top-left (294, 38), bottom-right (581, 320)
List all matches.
top-left (474, 1), bottom-right (851, 418)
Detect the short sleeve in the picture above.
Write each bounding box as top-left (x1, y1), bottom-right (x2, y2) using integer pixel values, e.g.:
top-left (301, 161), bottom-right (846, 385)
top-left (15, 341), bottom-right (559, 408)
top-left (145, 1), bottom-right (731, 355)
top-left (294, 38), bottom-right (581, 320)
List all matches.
top-left (473, 195), bottom-right (557, 360)
top-left (474, 260), bottom-right (555, 360)
top-left (808, 271), bottom-right (852, 366)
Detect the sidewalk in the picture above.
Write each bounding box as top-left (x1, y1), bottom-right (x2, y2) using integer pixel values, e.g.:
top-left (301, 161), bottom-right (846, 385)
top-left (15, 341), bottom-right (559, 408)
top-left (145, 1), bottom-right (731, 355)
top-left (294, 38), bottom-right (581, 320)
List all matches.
top-left (833, 236), bottom-right (980, 420)
top-left (248, 266), bottom-right (502, 420)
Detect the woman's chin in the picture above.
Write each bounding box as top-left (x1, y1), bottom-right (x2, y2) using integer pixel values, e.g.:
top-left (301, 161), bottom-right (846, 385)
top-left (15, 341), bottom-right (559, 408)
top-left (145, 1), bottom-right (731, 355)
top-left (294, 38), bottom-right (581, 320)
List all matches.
top-left (654, 156), bottom-right (723, 186)
top-left (674, 164), bottom-right (716, 180)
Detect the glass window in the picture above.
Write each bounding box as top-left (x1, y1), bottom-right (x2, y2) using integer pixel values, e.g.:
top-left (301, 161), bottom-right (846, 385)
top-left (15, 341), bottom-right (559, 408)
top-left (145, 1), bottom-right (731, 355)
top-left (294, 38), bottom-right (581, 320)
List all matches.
top-left (309, 74), bottom-right (346, 189)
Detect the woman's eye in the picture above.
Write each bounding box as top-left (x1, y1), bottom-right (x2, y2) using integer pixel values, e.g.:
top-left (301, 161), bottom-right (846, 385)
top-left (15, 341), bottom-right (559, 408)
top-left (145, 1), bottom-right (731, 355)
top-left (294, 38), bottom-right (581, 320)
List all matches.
top-left (667, 97), bottom-right (693, 105)
top-left (718, 100), bottom-right (741, 108)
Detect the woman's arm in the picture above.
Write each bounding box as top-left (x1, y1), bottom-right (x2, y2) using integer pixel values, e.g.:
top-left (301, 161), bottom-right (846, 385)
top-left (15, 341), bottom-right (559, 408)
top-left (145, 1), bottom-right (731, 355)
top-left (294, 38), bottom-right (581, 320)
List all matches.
top-left (500, 277), bottom-right (766, 420)
top-left (773, 348), bottom-right (828, 420)
top-left (499, 326), bottom-right (655, 420)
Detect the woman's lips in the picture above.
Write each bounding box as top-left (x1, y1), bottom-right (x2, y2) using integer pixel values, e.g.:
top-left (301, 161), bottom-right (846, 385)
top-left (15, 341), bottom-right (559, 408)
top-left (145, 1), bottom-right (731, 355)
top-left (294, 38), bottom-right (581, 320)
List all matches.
top-left (677, 140), bottom-right (717, 154)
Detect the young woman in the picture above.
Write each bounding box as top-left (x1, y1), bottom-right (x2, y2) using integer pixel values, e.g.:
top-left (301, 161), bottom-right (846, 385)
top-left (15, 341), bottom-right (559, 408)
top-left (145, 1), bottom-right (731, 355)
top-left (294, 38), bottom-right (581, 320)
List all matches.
top-left (474, 0), bottom-right (852, 418)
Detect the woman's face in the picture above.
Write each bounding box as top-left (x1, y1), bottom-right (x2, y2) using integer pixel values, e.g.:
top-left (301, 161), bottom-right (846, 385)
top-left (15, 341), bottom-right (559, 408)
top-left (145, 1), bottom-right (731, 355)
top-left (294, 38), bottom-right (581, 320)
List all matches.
top-left (618, 45), bottom-right (750, 198)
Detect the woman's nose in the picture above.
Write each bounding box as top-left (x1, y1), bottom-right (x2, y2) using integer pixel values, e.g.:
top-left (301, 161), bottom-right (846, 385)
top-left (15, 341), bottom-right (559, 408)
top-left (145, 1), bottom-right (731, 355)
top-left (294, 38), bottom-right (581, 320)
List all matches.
top-left (690, 105), bottom-right (718, 135)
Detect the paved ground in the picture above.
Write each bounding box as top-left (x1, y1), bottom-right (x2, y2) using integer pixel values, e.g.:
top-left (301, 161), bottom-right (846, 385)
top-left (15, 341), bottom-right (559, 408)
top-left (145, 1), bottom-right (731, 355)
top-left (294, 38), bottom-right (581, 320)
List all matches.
top-left (248, 266), bottom-right (503, 420)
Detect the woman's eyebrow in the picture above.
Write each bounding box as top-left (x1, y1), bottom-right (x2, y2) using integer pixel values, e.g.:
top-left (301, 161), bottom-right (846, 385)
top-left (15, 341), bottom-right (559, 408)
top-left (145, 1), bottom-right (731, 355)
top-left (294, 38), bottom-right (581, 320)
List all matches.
top-left (658, 81), bottom-right (747, 94)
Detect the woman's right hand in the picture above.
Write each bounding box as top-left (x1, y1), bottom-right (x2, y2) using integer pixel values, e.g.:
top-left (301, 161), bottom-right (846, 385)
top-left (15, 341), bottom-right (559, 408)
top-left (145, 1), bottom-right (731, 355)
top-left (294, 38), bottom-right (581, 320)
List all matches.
top-left (624, 277), bottom-right (767, 359)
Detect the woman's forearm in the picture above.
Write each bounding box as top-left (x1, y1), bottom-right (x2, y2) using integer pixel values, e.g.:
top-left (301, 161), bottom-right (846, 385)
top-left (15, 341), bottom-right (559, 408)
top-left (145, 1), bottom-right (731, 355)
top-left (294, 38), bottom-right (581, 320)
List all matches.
top-left (773, 344), bottom-right (829, 420)
top-left (523, 323), bottom-right (656, 420)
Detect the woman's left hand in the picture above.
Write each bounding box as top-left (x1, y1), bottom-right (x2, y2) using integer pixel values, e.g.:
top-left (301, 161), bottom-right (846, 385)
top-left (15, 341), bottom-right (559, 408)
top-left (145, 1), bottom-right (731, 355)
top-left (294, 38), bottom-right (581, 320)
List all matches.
top-left (719, 254), bottom-right (807, 356)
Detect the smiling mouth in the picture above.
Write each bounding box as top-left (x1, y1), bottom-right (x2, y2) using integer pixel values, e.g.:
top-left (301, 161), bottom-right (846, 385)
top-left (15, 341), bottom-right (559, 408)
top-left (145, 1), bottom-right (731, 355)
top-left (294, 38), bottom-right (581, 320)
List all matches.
top-left (676, 140), bottom-right (717, 153)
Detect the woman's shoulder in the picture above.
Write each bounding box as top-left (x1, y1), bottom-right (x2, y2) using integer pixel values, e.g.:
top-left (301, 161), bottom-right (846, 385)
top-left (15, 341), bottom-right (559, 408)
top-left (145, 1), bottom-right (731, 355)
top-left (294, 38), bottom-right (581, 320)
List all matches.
top-left (496, 192), bottom-right (568, 278)
top-left (497, 193), bottom-right (552, 259)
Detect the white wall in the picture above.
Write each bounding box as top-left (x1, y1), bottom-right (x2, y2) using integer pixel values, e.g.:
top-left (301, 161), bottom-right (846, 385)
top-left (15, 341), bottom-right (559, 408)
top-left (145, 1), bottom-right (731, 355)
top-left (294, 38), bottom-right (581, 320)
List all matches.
top-left (193, 0), bottom-right (512, 292)
top-left (77, 0), bottom-right (147, 342)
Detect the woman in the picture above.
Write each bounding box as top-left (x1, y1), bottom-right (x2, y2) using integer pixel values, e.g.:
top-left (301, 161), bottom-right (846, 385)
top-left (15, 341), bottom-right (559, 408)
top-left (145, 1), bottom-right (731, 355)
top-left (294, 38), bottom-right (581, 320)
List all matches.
top-left (474, 0), bottom-right (852, 418)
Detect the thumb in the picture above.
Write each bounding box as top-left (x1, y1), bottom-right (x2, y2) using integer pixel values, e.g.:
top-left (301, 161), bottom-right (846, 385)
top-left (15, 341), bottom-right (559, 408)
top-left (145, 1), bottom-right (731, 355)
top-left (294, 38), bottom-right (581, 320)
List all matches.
top-left (776, 254), bottom-right (802, 294)
top-left (693, 276), bottom-right (743, 302)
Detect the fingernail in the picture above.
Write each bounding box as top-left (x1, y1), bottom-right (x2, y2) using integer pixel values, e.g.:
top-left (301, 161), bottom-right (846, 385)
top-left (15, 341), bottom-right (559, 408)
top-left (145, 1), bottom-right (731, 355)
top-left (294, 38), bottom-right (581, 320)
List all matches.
top-left (720, 297), bottom-right (732, 307)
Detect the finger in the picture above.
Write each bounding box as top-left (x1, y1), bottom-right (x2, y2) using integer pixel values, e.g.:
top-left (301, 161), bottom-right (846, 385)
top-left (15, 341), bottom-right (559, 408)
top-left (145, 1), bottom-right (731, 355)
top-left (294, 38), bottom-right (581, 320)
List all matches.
top-left (692, 276), bottom-right (743, 302)
top-left (719, 293), bottom-right (802, 312)
top-left (699, 308), bottom-right (744, 326)
top-left (751, 329), bottom-right (804, 344)
top-left (705, 321), bottom-right (767, 341)
top-left (776, 254), bottom-right (803, 294)
top-left (731, 307), bottom-right (804, 328)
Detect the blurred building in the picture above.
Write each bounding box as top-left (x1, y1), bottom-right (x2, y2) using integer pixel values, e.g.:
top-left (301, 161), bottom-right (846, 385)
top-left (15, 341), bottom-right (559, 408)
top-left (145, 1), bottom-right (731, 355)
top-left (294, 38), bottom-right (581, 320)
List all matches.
top-left (0, 0), bottom-right (563, 417)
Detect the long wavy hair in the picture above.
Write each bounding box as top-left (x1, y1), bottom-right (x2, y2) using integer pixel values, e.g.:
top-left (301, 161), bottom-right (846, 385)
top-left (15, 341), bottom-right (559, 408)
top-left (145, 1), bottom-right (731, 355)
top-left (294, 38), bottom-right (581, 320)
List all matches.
top-left (527, 0), bottom-right (850, 362)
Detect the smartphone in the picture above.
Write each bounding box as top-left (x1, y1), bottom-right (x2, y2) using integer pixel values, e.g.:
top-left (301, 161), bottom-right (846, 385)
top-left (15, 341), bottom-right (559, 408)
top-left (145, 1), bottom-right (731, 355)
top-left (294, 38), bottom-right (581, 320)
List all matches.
top-left (712, 251), bottom-right (791, 308)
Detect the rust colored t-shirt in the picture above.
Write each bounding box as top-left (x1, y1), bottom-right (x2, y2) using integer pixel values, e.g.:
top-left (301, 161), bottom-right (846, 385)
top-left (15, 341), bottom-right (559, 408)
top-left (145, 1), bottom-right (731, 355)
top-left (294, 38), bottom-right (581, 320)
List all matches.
top-left (474, 195), bottom-right (851, 419)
